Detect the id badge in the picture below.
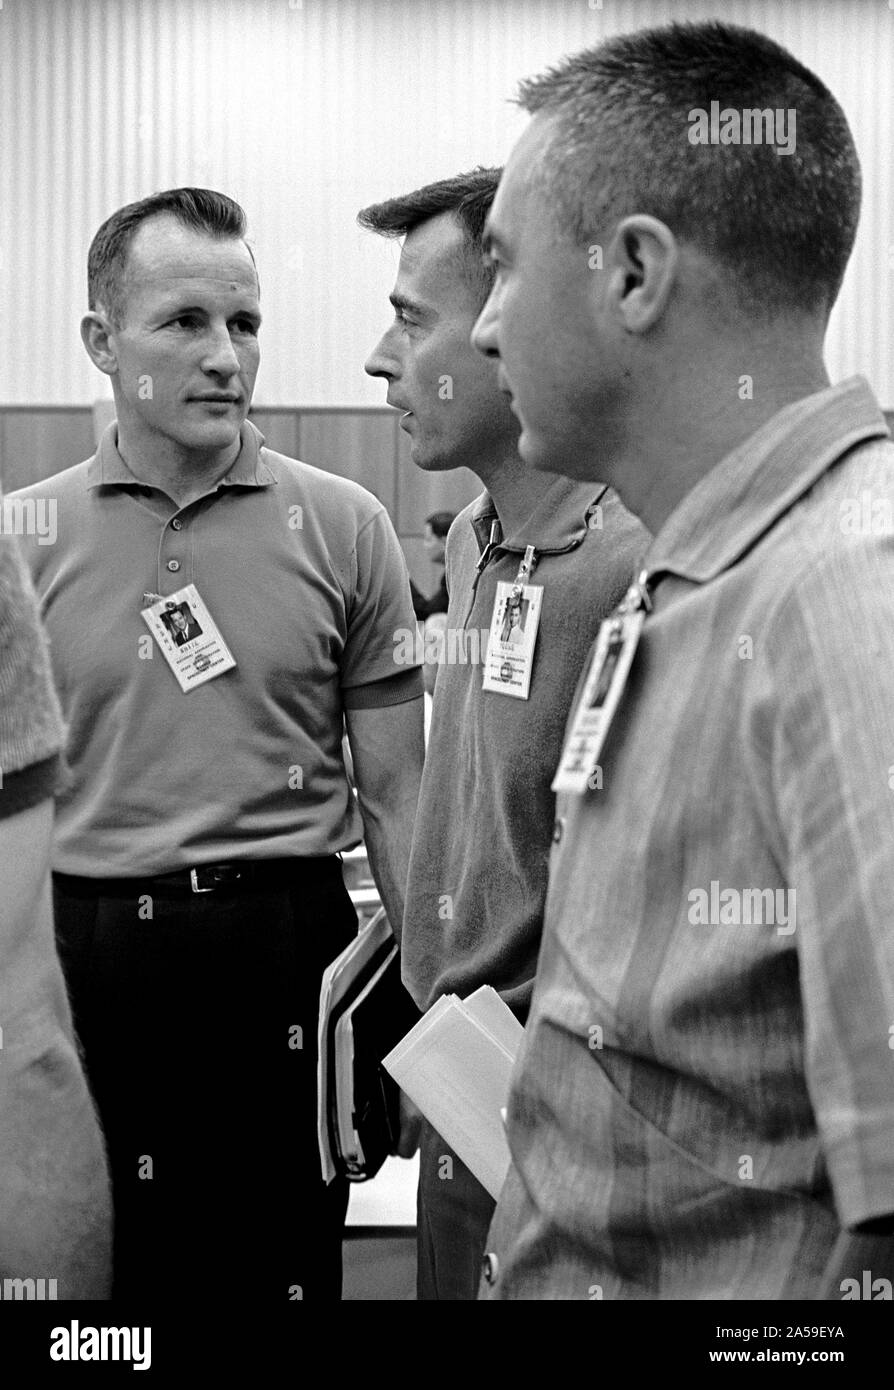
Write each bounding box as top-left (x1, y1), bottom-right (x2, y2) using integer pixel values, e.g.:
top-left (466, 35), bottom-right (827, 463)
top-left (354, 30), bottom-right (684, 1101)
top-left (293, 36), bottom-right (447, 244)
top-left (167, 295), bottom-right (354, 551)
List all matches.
top-left (552, 609), bottom-right (645, 793)
top-left (482, 580), bottom-right (543, 700)
top-left (141, 583), bottom-right (237, 692)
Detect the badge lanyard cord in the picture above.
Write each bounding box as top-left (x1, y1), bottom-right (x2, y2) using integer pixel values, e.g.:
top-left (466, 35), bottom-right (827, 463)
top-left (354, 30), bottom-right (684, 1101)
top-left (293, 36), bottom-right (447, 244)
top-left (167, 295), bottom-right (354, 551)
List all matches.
top-left (464, 520), bottom-right (503, 630)
top-left (466, 529), bottom-right (539, 633)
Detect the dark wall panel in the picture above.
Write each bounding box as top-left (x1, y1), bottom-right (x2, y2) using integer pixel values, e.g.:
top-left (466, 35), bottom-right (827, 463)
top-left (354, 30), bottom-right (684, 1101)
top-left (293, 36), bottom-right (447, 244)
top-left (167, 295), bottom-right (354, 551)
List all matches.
top-left (297, 411), bottom-right (398, 520)
top-left (395, 429), bottom-right (481, 537)
top-left (0, 409), bottom-right (94, 492)
top-left (248, 410), bottom-right (299, 461)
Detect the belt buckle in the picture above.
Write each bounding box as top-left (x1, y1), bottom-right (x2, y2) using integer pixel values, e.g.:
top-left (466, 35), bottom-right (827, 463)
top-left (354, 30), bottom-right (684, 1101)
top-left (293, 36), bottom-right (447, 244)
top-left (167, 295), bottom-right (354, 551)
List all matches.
top-left (190, 867), bottom-right (215, 894)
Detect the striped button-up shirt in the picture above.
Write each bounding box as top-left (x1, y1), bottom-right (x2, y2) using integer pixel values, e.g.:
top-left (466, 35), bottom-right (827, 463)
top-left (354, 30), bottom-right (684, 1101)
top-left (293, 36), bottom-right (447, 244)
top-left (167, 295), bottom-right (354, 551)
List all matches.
top-left (482, 377), bottom-right (894, 1300)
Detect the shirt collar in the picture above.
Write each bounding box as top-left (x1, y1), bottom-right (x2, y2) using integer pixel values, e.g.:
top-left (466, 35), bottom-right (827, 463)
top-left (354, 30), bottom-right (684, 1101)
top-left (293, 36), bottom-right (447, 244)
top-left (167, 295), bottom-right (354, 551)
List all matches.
top-left (469, 475), bottom-right (609, 557)
top-left (86, 419), bottom-right (277, 492)
top-left (640, 377), bottom-right (889, 586)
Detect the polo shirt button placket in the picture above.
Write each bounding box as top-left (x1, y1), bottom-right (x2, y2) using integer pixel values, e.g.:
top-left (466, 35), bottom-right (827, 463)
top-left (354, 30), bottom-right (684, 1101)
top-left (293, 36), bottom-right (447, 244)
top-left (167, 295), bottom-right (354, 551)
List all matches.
top-left (166, 559), bottom-right (181, 573)
top-left (171, 518), bottom-right (183, 531)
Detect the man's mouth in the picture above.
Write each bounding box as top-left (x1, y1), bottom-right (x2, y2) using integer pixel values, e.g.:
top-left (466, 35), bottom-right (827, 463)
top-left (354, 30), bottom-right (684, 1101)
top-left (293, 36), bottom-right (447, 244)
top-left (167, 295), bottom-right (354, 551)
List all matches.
top-left (190, 394), bottom-right (240, 404)
top-left (387, 400), bottom-right (414, 428)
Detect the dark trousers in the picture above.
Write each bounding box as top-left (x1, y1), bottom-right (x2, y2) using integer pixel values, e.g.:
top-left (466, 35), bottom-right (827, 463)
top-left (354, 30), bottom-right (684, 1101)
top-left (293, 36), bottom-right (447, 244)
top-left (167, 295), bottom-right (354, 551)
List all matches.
top-left (417, 1118), bottom-right (496, 1301)
top-left (52, 858), bottom-right (356, 1305)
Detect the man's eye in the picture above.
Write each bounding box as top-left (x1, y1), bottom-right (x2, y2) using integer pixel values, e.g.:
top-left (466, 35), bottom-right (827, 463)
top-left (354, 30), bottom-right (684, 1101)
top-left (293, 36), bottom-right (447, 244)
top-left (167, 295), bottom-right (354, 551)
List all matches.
top-left (233, 319), bottom-right (259, 335)
top-left (169, 315), bottom-right (199, 329)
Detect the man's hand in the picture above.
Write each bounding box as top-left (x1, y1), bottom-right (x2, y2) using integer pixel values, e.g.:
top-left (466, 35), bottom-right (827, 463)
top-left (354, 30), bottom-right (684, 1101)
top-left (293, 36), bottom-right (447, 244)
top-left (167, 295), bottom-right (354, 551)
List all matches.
top-left (394, 1089), bottom-right (424, 1158)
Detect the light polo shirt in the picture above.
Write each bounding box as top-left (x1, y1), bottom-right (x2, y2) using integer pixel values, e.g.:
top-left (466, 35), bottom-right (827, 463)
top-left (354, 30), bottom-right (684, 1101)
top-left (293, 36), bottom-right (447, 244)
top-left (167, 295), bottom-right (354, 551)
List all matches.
top-left (12, 421), bottom-right (421, 877)
top-left (401, 476), bottom-right (648, 1017)
top-left (482, 377), bottom-right (894, 1300)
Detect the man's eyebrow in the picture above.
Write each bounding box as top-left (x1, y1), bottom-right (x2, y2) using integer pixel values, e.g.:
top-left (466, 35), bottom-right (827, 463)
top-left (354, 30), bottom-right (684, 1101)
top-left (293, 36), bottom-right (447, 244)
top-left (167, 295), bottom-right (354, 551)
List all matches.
top-left (389, 291), bottom-right (429, 318)
top-left (153, 300), bottom-right (262, 325)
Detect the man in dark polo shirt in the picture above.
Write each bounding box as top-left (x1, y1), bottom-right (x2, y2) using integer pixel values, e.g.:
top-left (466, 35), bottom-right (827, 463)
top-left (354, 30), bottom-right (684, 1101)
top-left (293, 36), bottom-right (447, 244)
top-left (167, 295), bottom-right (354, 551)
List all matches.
top-left (12, 187), bottom-right (424, 1304)
top-left (360, 169), bottom-right (648, 1299)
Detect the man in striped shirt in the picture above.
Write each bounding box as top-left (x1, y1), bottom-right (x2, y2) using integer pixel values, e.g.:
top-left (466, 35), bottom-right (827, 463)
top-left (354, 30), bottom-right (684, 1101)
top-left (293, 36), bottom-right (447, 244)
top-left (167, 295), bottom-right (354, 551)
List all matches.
top-left (472, 20), bottom-right (894, 1298)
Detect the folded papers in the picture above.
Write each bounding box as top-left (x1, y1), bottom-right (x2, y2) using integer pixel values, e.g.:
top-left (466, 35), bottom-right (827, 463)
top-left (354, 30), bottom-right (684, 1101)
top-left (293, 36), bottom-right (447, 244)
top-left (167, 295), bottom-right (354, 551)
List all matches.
top-left (383, 986), bottom-right (524, 1201)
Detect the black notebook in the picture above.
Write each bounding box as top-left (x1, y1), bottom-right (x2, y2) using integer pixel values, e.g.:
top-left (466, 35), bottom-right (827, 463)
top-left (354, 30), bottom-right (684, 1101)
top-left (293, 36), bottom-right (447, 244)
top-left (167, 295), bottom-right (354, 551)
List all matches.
top-left (317, 909), bottom-right (420, 1183)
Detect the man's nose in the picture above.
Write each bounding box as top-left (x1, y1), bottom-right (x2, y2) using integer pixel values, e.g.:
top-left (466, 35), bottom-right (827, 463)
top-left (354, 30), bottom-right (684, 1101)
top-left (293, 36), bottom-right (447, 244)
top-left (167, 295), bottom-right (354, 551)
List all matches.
top-left (202, 325), bottom-right (243, 377)
top-left (471, 290), bottom-right (500, 359)
top-left (364, 333), bottom-right (395, 381)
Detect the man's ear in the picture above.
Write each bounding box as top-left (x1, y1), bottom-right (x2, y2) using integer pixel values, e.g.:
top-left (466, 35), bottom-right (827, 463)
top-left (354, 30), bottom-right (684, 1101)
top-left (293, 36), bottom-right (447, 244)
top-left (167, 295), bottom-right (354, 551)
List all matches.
top-left (80, 312), bottom-right (119, 376)
top-left (605, 215), bottom-right (678, 334)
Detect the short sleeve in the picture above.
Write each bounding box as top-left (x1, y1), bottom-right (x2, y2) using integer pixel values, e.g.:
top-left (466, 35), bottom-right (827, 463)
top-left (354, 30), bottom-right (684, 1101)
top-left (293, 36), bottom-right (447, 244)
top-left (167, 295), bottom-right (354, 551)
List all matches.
top-left (763, 540), bottom-right (894, 1230)
top-left (0, 521), bottom-right (67, 821)
top-left (341, 506), bottom-right (422, 689)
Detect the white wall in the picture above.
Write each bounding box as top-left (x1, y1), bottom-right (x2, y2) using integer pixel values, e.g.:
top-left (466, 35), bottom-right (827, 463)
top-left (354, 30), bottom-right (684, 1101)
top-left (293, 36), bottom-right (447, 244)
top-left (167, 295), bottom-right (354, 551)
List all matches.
top-left (0, 0), bottom-right (890, 405)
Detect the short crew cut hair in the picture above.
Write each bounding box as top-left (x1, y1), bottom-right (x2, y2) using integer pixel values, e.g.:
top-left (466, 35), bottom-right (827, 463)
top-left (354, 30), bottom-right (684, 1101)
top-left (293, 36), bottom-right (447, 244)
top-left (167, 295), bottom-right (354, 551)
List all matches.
top-left (88, 187), bottom-right (252, 325)
top-left (516, 21), bottom-right (861, 318)
top-left (358, 168), bottom-right (501, 305)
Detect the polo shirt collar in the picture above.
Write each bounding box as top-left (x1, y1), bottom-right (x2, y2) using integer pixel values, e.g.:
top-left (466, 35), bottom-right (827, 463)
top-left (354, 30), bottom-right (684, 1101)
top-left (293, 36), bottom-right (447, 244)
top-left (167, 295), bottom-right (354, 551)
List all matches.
top-left (643, 377), bottom-right (889, 584)
top-left (469, 475), bottom-right (608, 557)
top-left (86, 419), bottom-right (277, 491)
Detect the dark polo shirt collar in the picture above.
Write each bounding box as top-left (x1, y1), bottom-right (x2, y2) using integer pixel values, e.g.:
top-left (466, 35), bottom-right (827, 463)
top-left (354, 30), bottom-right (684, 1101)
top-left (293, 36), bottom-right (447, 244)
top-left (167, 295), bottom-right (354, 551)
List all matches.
top-left (86, 419), bottom-right (278, 493)
top-left (470, 475), bottom-right (609, 558)
top-left (643, 376), bottom-right (889, 586)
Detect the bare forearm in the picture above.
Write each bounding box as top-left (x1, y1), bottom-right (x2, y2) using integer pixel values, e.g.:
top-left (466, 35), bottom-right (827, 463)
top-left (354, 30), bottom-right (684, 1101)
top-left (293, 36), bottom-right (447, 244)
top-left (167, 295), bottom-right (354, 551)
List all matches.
top-left (358, 777), bottom-right (419, 941)
top-left (345, 699), bottom-right (425, 940)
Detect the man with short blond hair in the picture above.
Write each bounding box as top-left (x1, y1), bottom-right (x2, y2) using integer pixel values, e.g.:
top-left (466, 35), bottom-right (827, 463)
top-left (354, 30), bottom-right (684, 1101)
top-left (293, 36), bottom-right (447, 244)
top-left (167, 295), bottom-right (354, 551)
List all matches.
top-left (13, 186), bottom-right (423, 1303)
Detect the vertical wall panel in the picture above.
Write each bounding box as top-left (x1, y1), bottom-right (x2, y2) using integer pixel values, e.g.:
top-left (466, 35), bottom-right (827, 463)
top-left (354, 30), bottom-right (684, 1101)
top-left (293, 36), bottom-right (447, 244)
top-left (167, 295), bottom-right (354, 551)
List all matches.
top-left (247, 410), bottom-right (300, 462)
top-left (298, 412), bottom-right (399, 515)
top-left (0, 410), bottom-right (94, 492)
top-left (0, 0), bottom-right (890, 406)
top-left (395, 433), bottom-right (482, 538)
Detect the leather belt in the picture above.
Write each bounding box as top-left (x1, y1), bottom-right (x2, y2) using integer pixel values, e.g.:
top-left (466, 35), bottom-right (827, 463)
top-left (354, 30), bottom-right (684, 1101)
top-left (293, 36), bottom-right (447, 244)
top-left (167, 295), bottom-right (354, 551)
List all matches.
top-left (54, 856), bottom-right (339, 898)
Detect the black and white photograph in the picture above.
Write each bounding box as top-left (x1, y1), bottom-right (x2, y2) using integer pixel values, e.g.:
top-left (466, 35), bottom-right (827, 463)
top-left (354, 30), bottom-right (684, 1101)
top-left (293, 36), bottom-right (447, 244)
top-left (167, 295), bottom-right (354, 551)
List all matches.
top-left (0, 0), bottom-right (892, 1368)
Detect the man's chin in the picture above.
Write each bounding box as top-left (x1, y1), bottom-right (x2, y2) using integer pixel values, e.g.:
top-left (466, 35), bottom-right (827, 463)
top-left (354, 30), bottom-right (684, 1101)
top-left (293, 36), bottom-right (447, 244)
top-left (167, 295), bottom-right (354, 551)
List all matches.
top-left (408, 445), bottom-right (457, 474)
top-left (181, 420), bottom-right (244, 453)
top-left (518, 424), bottom-right (594, 481)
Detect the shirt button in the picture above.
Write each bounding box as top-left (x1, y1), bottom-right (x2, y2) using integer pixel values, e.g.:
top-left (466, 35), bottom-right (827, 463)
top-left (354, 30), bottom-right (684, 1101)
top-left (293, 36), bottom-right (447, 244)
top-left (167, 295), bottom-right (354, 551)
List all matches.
top-left (166, 559), bottom-right (181, 572)
top-left (552, 818), bottom-right (563, 844)
top-left (171, 518), bottom-right (183, 530)
top-left (482, 1252), bottom-right (499, 1285)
